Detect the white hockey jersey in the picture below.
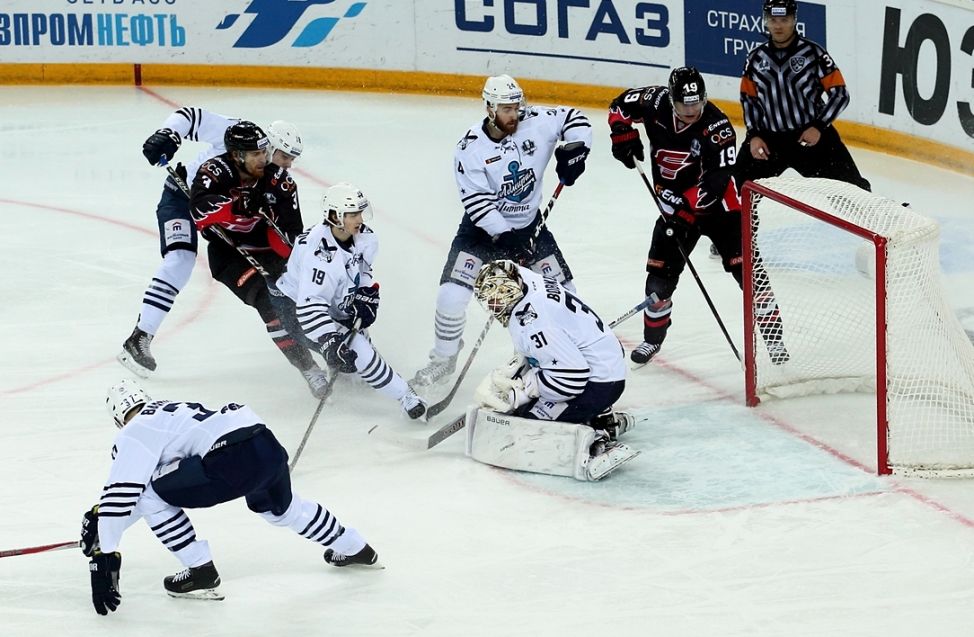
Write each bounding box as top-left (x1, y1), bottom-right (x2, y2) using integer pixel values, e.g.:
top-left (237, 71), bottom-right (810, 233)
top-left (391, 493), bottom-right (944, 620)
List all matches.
top-left (454, 105), bottom-right (592, 236)
top-left (508, 268), bottom-right (626, 403)
top-left (276, 223), bottom-right (378, 344)
top-left (96, 400), bottom-right (261, 553)
top-left (160, 106), bottom-right (238, 182)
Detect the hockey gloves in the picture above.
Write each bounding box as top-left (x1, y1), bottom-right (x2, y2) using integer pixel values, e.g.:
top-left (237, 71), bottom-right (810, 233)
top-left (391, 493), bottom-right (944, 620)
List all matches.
top-left (89, 551), bottom-right (122, 615)
top-left (347, 284), bottom-right (380, 330)
top-left (322, 332), bottom-right (358, 374)
top-left (610, 123), bottom-right (644, 169)
top-left (80, 505), bottom-right (100, 557)
top-left (494, 230), bottom-right (534, 265)
top-left (657, 188), bottom-right (696, 231)
top-left (554, 142), bottom-right (589, 187)
top-left (142, 128), bottom-right (181, 166)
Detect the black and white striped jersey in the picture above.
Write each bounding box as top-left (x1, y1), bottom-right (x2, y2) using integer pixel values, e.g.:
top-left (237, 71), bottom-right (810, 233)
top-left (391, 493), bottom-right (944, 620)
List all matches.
top-left (160, 107), bottom-right (239, 182)
top-left (97, 401), bottom-right (261, 553)
top-left (454, 105), bottom-right (591, 237)
top-left (507, 268), bottom-right (626, 405)
top-left (740, 36), bottom-right (850, 135)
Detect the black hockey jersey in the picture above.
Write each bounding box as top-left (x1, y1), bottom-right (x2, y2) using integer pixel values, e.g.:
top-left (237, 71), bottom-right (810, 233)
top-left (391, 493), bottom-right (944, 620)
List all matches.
top-left (609, 86), bottom-right (739, 213)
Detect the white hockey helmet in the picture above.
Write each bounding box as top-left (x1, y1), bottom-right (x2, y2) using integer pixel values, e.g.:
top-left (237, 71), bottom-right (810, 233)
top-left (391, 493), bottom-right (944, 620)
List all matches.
top-left (266, 120), bottom-right (303, 158)
top-left (483, 74), bottom-right (525, 115)
top-left (322, 182), bottom-right (373, 228)
top-left (106, 379), bottom-right (151, 428)
top-left (474, 259), bottom-right (525, 327)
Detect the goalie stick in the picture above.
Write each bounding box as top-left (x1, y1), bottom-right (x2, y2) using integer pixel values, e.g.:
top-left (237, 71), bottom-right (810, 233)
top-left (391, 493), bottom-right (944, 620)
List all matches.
top-left (0, 540), bottom-right (78, 559)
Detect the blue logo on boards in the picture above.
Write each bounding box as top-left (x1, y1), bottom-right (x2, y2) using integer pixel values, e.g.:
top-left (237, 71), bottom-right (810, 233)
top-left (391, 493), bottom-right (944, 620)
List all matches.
top-left (683, 0), bottom-right (826, 77)
top-left (217, 0), bottom-right (366, 48)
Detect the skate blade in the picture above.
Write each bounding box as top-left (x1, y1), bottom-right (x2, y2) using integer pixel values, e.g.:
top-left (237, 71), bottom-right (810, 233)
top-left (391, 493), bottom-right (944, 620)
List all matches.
top-left (117, 352), bottom-right (152, 378)
top-left (328, 559), bottom-right (386, 570)
top-left (166, 588), bottom-right (225, 601)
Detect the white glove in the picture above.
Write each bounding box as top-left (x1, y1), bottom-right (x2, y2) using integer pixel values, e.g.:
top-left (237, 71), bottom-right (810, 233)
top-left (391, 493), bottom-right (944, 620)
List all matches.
top-left (508, 369), bottom-right (540, 409)
top-left (475, 372), bottom-right (514, 412)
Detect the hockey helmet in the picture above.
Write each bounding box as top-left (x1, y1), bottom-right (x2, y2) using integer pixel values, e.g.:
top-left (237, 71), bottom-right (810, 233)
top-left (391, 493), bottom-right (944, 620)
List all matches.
top-left (483, 75), bottom-right (525, 114)
top-left (763, 0), bottom-right (797, 19)
top-left (474, 259), bottom-right (526, 327)
top-left (322, 182), bottom-right (373, 229)
top-left (668, 67), bottom-right (707, 106)
top-left (224, 121), bottom-right (269, 154)
top-left (106, 379), bottom-right (151, 428)
top-left (266, 120), bottom-right (303, 159)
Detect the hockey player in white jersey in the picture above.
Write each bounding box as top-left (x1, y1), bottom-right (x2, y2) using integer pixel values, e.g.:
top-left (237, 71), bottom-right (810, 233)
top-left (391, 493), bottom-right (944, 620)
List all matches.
top-left (275, 183), bottom-right (426, 419)
top-left (413, 74), bottom-right (593, 387)
top-left (467, 260), bottom-right (639, 481)
top-left (80, 380), bottom-right (379, 615)
top-left (117, 108), bottom-right (303, 377)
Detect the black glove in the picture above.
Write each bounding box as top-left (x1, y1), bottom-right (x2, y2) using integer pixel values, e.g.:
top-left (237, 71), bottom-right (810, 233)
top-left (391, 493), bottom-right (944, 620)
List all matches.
top-left (142, 128), bottom-right (181, 166)
top-left (657, 188), bottom-right (696, 231)
top-left (346, 284), bottom-right (380, 329)
top-left (554, 142), bottom-right (589, 187)
top-left (80, 505), bottom-right (100, 558)
top-left (610, 123), bottom-right (644, 169)
top-left (494, 230), bottom-right (534, 265)
top-left (321, 332), bottom-right (358, 373)
top-left (89, 551), bottom-right (121, 616)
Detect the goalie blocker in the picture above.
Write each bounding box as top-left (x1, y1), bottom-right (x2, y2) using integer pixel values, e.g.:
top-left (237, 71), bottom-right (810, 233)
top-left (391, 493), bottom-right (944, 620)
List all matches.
top-left (464, 406), bottom-right (639, 481)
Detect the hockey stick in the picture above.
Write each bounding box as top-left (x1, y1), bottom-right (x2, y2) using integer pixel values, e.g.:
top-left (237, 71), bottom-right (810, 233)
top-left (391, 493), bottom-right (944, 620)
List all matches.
top-left (608, 295), bottom-right (657, 329)
top-left (0, 540), bottom-right (78, 559)
top-left (289, 322), bottom-right (361, 472)
top-left (423, 313), bottom-right (495, 421)
top-left (161, 160), bottom-right (284, 294)
top-left (633, 160), bottom-right (742, 364)
top-left (368, 412), bottom-right (467, 451)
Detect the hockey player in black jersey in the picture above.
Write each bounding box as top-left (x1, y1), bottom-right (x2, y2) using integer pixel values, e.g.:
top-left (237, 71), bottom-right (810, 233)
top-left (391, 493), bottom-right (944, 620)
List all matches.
top-left (735, 0), bottom-right (870, 191)
top-left (609, 67), bottom-right (788, 365)
top-left (189, 121), bottom-right (330, 396)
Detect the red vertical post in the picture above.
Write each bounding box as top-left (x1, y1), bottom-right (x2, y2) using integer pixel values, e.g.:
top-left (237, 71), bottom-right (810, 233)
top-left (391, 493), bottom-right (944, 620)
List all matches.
top-left (742, 182), bottom-right (759, 407)
top-left (875, 237), bottom-right (891, 474)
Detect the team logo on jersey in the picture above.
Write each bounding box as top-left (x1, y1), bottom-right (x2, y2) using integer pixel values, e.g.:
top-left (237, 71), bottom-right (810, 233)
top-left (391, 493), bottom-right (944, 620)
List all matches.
top-left (314, 239), bottom-right (337, 262)
top-left (757, 59), bottom-right (771, 73)
top-left (460, 133), bottom-right (478, 150)
top-left (653, 149), bottom-right (694, 180)
top-left (499, 161), bottom-right (536, 203)
top-left (690, 139), bottom-right (702, 158)
top-left (790, 56), bottom-right (808, 73)
top-left (521, 139), bottom-right (537, 156)
top-left (217, 0), bottom-right (367, 49)
top-left (515, 303), bottom-right (538, 326)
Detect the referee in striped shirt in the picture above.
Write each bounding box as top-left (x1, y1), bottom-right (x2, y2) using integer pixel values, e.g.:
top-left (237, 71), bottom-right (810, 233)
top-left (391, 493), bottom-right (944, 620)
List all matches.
top-left (735, 0), bottom-right (870, 191)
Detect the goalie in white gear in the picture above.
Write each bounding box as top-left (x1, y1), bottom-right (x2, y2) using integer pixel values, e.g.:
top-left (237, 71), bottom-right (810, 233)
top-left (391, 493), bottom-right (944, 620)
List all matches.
top-left (118, 110), bottom-right (305, 378)
top-left (466, 260), bottom-right (639, 481)
top-left (412, 74), bottom-right (593, 388)
top-left (274, 183), bottom-right (426, 419)
top-left (81, 380), bottom-right (379, 615)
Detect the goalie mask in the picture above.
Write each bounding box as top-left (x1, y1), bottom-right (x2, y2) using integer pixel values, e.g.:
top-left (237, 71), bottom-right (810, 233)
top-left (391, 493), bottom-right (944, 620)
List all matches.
top-left (266, 120), bottom-right (303, 159)
top-left (322, 182), bottom-right (373, 229)
top-left (106, 379), bottom-right (151, 429)
top-left (474, 259), bottom-right (526, 327)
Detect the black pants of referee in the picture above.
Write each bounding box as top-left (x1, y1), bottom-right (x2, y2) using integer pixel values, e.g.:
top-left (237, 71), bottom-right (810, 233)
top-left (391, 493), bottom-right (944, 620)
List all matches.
top-left (734, 125), bottom-right (871, 192)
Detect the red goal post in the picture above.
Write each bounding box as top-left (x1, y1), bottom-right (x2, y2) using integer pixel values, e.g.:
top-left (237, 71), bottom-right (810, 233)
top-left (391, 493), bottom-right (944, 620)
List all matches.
top-left (742, 177), bottom-right (974, 476)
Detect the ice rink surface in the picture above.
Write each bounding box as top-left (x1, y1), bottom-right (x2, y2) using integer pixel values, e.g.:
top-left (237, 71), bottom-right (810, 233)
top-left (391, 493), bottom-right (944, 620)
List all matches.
top-left (2, 85), bottom-right (973, 636)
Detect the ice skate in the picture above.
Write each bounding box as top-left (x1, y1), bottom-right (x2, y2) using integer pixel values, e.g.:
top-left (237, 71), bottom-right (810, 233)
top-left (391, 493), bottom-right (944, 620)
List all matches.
top-left (630, 341), bottom-right (661, 366)
top-left (301, 366), bottom-right (332, 400)
top-left (163, 561), bottom-right (224, 601)
top-left (586, 439), bottom-right (640, 481)
top-left (323, 543), bottom-right (383, 569)
top-left (399, 388), bottom-right (427, 420)
top-left (117, 326), bottom-right (156, 378)
top-left (411, 343), bottom-right (462, 387)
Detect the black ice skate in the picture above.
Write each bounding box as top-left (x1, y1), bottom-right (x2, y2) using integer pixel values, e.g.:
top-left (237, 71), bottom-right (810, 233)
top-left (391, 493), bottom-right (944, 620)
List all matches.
top-left (117, 326), bottom-right (156, 378)
top-left (163, 561), bottom-right (224, 601)
top-left (630, 341), bottom-right (662, 366)
top-left (323, 543), bottom-right (383, 569)
top-left (399, 388), bottom-right (427, 420)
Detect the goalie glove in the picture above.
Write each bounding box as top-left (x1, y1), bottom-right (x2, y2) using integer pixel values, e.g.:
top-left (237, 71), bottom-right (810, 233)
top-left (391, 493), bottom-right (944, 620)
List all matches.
top-left (142, 128), bottom-right (181, 166)
top-left (477, 366), bottom-right (540, 412)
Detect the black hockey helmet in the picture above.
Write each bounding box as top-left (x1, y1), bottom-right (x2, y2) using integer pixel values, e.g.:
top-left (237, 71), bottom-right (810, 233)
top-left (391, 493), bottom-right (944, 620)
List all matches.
top-left (224, 121), bottom-right (269, 153)
top-left (668, 67), bottom-right (707, 106)
top-left (763, 0), bottom-right (797, 19)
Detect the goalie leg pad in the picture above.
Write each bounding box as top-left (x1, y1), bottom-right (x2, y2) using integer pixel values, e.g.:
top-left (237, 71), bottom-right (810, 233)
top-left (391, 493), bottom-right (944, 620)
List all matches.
top-left (464, 407), bottom-right (601, 481)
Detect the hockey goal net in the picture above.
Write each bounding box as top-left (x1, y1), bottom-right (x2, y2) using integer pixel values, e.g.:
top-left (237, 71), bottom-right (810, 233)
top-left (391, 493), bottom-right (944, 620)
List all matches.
top-left (742, 176), bottom-right (974, 476)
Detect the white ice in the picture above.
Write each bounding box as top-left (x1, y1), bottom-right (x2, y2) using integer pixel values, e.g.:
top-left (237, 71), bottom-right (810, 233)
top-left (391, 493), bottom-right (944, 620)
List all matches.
top-left (1, 86), bottom-right (973, 636)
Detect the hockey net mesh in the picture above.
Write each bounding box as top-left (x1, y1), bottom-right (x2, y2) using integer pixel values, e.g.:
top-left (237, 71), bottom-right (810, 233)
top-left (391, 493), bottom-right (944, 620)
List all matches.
top-left (746, 177), bottom-right (974, 474)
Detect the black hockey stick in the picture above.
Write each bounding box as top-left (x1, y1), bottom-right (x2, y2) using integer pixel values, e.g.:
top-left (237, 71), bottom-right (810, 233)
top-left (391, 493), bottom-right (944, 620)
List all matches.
top-left (526, 173), bottom-right (567, 253)
top-left (289, 322), bottom-right (361, 472)
top-left (0, 540), bottom-right (78, 559)
top-left (633, 160), bottom-right (742, 363)
top-left (161, 160), bottom-right (284, 295)
top-left (423, 313), bottom-right (495, 421)
top-left (608, 295), bottom-right (657, 329)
